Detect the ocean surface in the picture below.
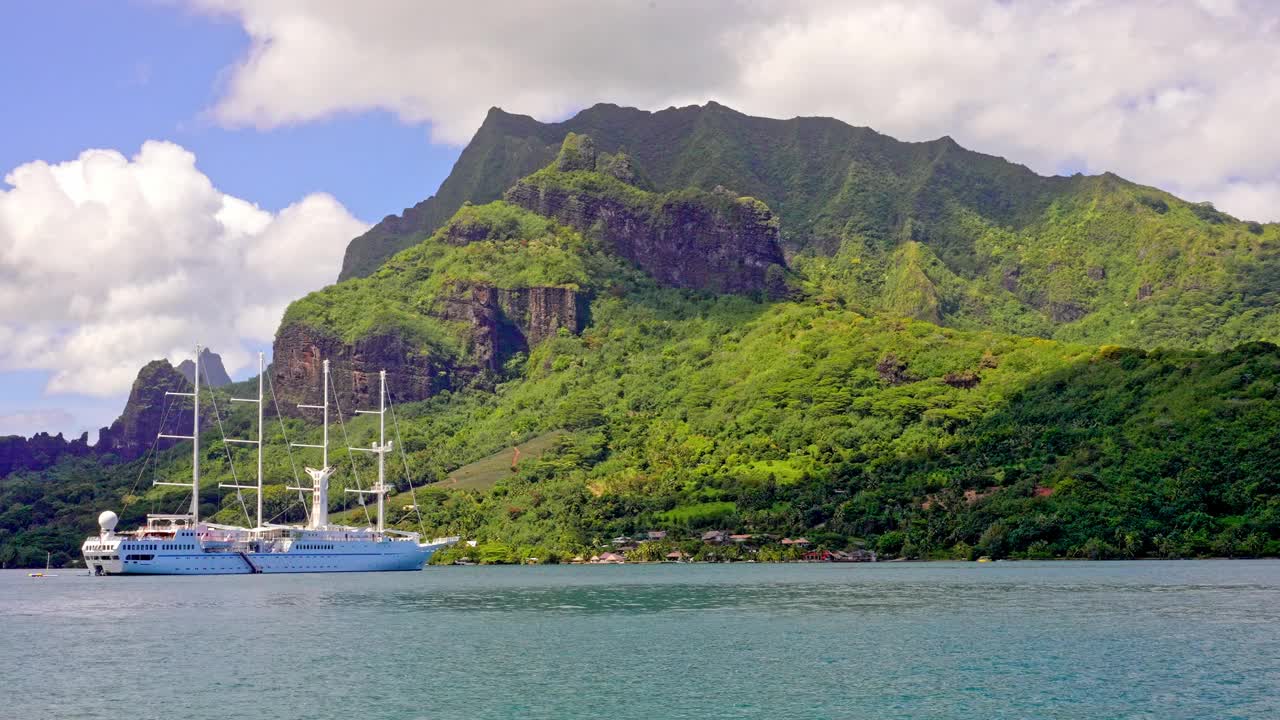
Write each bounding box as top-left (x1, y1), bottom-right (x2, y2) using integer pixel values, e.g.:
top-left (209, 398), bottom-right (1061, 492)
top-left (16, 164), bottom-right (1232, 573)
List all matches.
top-left (2, 560), bottom-right (1277, 719)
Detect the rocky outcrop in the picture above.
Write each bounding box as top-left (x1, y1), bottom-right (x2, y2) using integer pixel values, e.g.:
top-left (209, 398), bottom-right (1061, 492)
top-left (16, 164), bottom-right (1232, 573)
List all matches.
top-left (1002, 266), bottom-right (1021, 293)
top-left (1049, 301), bottom-right (1087, 323)
top-left (433, 283), bottom-right (583, 366)
top-left (1, 354), bottom-right (223, 474)
top-left (96, 360), bottom-right (194, 461)
top-left (273, 283), bottom-right (583, 412)
top-left (440, 213), bottom-right (500, 246)
top-left (506, 178), bottom-right (785, 295)
top-left (272, 324), bottom-right (458, 415)
top-left (176, 348), bottom-right (232, 387)
top-left (555, 132), bottom-right (597, 172)
top-left (504, 135), bottom-right (787, 296)
top-left (0, 432), bottom-right (93, 477)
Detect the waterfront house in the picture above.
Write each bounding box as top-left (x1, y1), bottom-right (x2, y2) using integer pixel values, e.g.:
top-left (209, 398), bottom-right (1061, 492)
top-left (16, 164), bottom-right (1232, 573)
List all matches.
top-left (701, 530), bottom-right (729, 544)
top-left (664, 551), bottom-right (687, 562)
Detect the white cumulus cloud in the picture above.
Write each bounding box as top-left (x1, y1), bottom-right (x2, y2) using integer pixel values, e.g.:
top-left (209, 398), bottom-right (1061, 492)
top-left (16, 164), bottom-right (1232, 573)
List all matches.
top-left (195, 0), bottom-right (1280, 221)
top-left (0, 141), bottom-right (368, 398)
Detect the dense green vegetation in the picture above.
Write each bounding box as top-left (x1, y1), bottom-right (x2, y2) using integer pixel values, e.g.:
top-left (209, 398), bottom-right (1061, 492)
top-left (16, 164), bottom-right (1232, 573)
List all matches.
top-left (381, 288), bottom-right (1280, 563)
top-left (5, 109), bottom-right (1280, 567)
top-left (284, 201), bottom-right (599, 353)
top-left (10, 270), bottom-right (1278, 566)
top-left (340, 103), bottom-right (1279, 353)
top-left (794, 173), bottom-right (1280, 350)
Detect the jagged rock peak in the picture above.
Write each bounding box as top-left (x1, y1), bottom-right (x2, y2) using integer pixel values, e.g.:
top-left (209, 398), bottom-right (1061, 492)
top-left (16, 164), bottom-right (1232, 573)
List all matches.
top-left (555, 132), bottom-right (597, 172)
top-left (97, 359), bottom-right (193, 461)
top-left (176, 348), bottom-right (231, 387)
top-left (0, 431), bottom-right (93, 477)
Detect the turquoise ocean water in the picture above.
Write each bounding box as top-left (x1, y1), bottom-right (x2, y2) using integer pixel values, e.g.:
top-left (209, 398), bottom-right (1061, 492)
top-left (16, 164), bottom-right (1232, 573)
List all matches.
top-left (2, 560), bottom-right (1277, 719)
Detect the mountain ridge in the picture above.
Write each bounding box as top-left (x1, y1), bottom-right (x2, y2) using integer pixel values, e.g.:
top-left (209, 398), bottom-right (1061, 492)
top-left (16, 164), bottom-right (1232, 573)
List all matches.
top-left (340, 101), bottom-right (1078, 279)
top-left (4, 106), bottom-right (1279, 568)
top-left (338, 101), bottom-right (1277, 353)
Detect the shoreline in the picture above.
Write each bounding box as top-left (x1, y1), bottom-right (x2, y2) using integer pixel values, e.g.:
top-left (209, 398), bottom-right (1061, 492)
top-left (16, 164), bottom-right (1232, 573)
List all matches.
top-left (7, 555), bottom-right (1279, 571)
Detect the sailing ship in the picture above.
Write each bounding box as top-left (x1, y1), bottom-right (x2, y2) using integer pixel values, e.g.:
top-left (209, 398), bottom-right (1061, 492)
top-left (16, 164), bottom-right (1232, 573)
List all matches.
top-left (81, 346), bottom-right (456, 575)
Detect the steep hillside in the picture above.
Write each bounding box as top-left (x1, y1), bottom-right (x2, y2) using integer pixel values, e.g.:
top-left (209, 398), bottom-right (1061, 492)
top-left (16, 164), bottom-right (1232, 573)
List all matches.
top-left (341, 103), bottom-right (1279, 351)
top-left (275, 143), bottom-right (786, 412)
top-left (10, 280), bottom-right (1278, 567)
top-left (5, 112), bottom-right (1280, 568)
top-left (341, 101), bottom-right (1067, 279)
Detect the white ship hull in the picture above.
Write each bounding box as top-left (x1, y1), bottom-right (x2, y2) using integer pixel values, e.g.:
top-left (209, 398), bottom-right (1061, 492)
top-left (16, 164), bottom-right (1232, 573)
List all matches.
top-left (83, 529), bottom-right (453, 576)
top-left (109, 547), bottom-right (440, 575)
top-left (82, 351), bottom-right (456, 577)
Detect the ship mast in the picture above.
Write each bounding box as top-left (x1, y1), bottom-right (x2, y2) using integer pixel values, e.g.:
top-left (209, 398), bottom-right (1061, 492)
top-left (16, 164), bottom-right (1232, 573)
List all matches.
top-left (156, 344), bottom-right (202, 523)
top-left (290, 358), bottom-right (334, 529)
top-left (221, 352), bottom-right (265, 527)
top-left (348, 370), bottom-right (390, 533)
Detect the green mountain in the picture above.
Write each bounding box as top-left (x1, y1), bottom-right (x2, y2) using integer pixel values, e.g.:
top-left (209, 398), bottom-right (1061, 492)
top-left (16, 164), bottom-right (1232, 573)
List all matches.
top-left (4, 104), bottom-right (1280, 568)
top-left (343, 102), bottom-right (1278, 352)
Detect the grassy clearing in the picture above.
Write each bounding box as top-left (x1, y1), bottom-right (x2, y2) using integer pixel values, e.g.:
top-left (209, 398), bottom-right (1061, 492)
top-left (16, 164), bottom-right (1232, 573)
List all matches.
top-left (431, 430), bottom-right (569, 492)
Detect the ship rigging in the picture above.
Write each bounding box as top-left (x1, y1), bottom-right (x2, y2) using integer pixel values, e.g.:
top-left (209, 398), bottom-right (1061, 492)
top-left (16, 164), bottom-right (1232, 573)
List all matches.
top-left (81, 346), bottom-right (456, 575)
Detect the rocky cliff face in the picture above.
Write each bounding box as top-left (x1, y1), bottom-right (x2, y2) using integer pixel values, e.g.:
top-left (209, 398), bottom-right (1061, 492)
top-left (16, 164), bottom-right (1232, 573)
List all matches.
top-left (432, 282), bottom-right (583, 366)
top-left (272, 324), bottom-right (456, 414)
top-left (272, 284), bottom-right (581, 412)
top-left (336, 101), bottom-right (1069, 281)
top-left (506, 181), bottom-right (786, 296)
top-left (96, 360), bottom-right (194, 461)
top-left (505, 138), bottom-right (787, 296)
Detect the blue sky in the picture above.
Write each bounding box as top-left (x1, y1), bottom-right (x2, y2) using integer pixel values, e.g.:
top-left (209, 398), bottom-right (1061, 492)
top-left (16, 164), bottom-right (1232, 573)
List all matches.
top-left (3, 2), bottom-right (459, 223)
top-left (0, 1), bottom-right (463, 438)
top-left (2, 0), bottom-right (1277, 440)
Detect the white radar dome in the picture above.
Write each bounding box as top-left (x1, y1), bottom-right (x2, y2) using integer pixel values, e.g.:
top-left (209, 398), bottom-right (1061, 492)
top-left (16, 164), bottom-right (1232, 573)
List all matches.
top-left (98, 510), bottom-right (119, 532)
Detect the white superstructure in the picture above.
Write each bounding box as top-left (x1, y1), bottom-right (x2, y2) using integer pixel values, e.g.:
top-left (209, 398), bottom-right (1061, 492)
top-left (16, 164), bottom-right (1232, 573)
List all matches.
top-left (82, 347), bottom-right (456, 575)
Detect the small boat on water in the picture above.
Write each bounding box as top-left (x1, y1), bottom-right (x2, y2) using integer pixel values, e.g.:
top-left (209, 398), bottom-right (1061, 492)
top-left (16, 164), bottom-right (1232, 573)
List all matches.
top-left (81, 346), bottom-right (456, 575)
top-left (28, 551), bottom-right (57, 578)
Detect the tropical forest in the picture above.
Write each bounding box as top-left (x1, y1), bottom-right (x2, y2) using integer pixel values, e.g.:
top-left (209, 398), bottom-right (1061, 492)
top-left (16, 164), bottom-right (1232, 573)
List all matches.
top-left (3, 102), bottom-right (1279, 567)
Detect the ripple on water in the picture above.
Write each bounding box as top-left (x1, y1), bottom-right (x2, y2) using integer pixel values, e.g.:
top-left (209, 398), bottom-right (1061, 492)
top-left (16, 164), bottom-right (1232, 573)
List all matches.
top-left (1, 561), bottom-right (1278, 720)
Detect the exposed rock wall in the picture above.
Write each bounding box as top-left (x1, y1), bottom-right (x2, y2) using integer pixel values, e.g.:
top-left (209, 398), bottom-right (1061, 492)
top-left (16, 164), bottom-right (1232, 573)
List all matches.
top-left (273, 284), bottom-right (582, 412)
top-left (272, 324), bottom-right (457, 414)
top-left (505, 179), bottom-right (786, 296)
top-left (497, 285), bottom-right (582, 347)
top-left (418, 281), bottom-right (582, 375)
